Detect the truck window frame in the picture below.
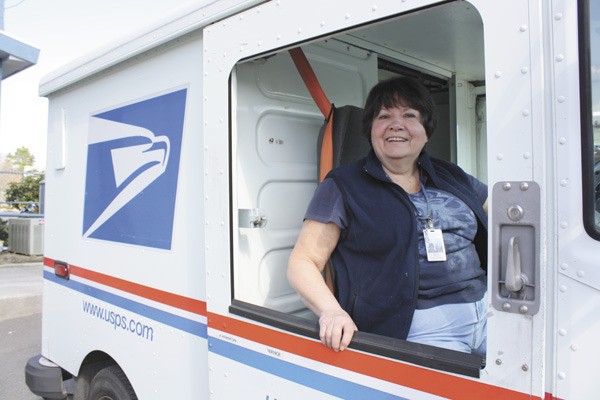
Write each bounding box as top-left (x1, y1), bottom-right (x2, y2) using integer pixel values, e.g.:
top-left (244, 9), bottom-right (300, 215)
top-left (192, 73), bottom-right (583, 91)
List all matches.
top-left (228, 1), bottom-right (485, 378)
top-left (579, 0), bottom-right (600, 240)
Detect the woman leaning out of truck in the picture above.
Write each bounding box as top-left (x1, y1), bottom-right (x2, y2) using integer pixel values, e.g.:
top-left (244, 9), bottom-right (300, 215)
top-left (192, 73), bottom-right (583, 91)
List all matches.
top-left (288, 76), bottom-right (488, 354)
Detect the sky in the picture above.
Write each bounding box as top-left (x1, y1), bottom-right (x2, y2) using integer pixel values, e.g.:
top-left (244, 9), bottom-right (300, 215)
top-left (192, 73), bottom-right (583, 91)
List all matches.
top-left (1, 0), bottom-right (195, 169)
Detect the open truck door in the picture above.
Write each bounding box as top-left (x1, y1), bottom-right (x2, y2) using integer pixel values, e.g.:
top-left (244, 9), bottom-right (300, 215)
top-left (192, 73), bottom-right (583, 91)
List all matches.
top-left (204, 0), bottom-right (549, 398)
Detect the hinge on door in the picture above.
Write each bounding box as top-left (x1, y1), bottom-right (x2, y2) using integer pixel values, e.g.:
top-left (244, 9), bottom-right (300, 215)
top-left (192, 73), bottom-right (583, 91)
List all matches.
top-left (491, 181), bottom-right (540, 316)
top-left (238, 208), bottom-right (267, 228)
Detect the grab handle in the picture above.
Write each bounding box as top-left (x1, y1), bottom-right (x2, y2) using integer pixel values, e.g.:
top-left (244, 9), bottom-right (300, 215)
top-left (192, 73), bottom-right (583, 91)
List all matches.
top-left (505, 236), bottom-right (524, 292)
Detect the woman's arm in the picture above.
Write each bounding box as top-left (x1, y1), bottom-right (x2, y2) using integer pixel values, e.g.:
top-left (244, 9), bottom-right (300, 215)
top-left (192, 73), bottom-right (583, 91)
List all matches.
top-left (288, 219), bottom-right (357, 351)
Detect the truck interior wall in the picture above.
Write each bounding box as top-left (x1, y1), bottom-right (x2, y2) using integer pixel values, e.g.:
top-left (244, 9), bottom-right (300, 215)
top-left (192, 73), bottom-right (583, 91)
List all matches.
top-left (232, 43), bottom-right (378, 317)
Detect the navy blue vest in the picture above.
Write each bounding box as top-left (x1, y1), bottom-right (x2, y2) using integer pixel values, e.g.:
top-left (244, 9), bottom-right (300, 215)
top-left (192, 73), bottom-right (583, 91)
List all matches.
top-left (327, 150), bottom-right (488, 340)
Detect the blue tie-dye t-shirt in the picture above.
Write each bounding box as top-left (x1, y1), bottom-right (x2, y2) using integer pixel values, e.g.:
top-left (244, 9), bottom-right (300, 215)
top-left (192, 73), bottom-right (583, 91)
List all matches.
top-left (407, 175), bottom-right (486, 308)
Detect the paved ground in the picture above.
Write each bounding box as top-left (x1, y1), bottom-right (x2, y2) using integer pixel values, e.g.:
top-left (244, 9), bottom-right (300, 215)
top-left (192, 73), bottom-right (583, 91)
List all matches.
top-left (0, 313), bottom-right (43, 400)
top-left (0, 253), bottom-right (45, 399)
top-left (0, 261), bottom-right (44, 321)
top-left (0, 251), bottom-right (43, 266)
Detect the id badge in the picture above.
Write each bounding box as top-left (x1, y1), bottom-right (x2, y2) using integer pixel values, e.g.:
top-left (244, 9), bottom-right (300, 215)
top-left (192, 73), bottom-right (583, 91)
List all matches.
top-left (423, 228), bottom-right (447, 262)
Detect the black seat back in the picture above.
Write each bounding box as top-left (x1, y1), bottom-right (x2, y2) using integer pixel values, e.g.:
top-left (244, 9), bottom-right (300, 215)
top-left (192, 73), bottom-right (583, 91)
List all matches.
top-left (317, 105), bottom-right (370, 175)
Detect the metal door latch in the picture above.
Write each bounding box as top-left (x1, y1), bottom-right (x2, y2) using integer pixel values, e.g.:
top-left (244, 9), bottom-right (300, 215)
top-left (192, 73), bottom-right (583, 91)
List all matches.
top-left (238, 208), bottom-right (267, 228)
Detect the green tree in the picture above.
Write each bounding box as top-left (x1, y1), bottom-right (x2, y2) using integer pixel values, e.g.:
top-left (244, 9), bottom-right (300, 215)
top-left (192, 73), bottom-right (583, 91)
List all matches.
top-left (6, 147), bottom-right (35, 172)
top-left (0, 218), bottom-right (7, 243)
top-left (5, 172), bottom-right (44, 213)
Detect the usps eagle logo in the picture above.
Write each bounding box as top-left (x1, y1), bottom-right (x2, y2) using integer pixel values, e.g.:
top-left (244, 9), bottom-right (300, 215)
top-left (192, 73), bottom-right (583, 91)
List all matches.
top-left (82, 89), bottom-right (186, 249)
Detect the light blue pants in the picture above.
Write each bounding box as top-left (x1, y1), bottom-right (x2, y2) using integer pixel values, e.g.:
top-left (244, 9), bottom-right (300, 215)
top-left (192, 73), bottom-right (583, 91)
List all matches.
top-left (406, 296), bottom-right (487, 355)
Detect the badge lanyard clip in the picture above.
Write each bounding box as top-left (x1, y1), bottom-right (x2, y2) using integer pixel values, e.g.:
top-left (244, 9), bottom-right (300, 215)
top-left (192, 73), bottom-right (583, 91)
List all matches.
top-left (416, 186), bottom-right (447, 262)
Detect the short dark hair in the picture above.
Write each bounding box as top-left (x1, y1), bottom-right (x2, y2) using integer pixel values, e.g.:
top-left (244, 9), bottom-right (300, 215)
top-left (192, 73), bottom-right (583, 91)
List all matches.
top-left (362, 76), bottom-right (438, 139)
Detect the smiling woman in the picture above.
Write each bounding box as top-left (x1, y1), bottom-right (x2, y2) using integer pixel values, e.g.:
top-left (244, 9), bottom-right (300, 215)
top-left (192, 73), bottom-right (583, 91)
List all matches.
top-left (365, 78), bottom-right (436, 191)
top-left (288, 76), bottom-right (489, 355)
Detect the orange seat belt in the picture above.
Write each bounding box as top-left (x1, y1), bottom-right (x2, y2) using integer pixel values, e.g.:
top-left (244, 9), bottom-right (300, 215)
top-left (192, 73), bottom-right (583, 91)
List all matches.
top-left (289, 47), bottom-right (336, 292)
top-left (289, 47), bottom-right (334, 182)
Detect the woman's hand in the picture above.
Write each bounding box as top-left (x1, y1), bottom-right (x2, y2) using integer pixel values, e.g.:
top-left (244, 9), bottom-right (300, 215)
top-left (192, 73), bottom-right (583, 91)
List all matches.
top-left (318, 308), bottom-right (358, 351)
top-left (288, 219), bottom-right (358, 351)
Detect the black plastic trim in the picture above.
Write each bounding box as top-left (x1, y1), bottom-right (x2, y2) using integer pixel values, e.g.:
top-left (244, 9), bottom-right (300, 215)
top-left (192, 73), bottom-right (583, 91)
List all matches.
top-left (24, 355), bottom-right (68, 399)
top-left (230, 300), bottom-right (483, 378)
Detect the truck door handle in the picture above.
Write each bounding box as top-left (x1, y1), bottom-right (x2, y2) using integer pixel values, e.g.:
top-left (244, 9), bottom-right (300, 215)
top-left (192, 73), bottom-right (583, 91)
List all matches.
top-left (491, 181), bottom-right (540, 316)
top-left (504, 236), bottom-right (524, 292)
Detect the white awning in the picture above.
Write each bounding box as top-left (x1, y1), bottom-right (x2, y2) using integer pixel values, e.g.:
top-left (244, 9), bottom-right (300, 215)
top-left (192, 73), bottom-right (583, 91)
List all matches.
top-left (0, 29), bottom-right (39, 79)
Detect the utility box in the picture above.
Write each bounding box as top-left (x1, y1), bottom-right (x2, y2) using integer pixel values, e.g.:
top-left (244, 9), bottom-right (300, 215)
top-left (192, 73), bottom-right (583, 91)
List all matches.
top-left (8, 218), bottom-right (44, 255)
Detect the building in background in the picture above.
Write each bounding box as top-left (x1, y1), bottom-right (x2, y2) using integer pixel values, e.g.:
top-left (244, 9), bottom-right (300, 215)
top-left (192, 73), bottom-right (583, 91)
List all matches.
top-left (0, 0), bottom-right (39, 103)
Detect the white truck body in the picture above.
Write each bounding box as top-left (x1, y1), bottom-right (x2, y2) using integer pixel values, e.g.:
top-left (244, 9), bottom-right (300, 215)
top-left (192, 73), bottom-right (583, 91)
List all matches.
top-left (25, 0), bottom-right (599, 399)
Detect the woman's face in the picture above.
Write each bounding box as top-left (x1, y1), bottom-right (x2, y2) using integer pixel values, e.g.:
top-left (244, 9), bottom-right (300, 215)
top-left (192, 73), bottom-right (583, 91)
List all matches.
top-left (370, 104), bottom-right (428, 167)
